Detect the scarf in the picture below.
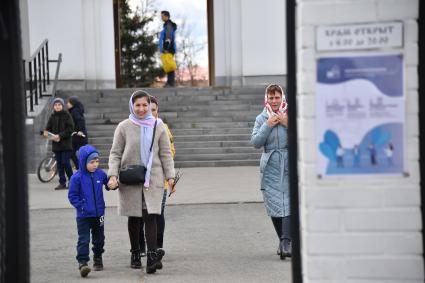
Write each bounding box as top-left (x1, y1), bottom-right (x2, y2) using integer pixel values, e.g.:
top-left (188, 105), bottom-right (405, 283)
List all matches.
top-left (264, 84), bottom-right (288, 118)
top-left (128, 91), bottom-right (161, 188)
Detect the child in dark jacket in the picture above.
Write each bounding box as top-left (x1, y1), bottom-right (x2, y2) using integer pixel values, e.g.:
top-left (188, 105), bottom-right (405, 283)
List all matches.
top-left (67, 96), bottom-right (88, 170)
top-left (68, 145), bottom-right (113, 277)
top-left (44, 97), bottom-right (74, 190)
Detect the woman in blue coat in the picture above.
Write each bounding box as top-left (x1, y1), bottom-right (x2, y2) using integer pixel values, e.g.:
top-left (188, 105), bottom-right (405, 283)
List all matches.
top-left (251, 84), bottom-right (290, 259)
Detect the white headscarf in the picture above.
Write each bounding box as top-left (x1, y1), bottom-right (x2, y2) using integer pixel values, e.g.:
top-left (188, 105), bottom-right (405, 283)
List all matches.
top-left (264, 84), bottom-right (287, 118)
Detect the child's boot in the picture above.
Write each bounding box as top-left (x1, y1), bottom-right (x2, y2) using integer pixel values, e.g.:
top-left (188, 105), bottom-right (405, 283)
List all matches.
top-left (93, 255), bottom-right (103, 271)
top-left (79, 262), bottom-right (91, 277)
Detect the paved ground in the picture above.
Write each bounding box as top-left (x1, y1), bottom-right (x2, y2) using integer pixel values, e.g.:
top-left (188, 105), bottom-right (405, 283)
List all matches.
top-left (29, 167), bottom-right (292, 283)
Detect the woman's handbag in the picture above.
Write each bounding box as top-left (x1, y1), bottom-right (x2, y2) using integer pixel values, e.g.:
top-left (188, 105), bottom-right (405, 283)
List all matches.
top-left (160, 53), bottom-right (177, 73)
top-left (119, 121), bottom-right (157, 185)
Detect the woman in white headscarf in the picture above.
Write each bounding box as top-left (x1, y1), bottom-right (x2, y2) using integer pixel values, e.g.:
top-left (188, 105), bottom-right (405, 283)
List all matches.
top-left (251, 84), bottom-right (290, 260)
top-left (108, 90), bottom-right (175, 273)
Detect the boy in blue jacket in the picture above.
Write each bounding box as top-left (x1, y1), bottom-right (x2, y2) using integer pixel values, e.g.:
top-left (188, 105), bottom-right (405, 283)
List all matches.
top-left (68, 145), bottom-right (114, 277)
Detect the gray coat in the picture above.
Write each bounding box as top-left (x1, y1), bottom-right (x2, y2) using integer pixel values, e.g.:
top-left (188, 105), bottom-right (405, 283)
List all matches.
top-left (251, 109), bottom-right (289, 217)
top-left (108, 119), bottom-right (175, 216)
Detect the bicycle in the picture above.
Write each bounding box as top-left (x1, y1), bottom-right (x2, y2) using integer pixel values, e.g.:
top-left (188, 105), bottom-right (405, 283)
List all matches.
top-left (37, 131), bottom-right (57, 183)
top-left (37, 153), bottom-right (57, 183)
top-left (36, 130), bottom-right (82, 183)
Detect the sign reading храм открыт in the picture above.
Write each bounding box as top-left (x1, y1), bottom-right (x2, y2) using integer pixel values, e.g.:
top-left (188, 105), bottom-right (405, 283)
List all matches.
top-left (316, 22), bottom-right (403, 51)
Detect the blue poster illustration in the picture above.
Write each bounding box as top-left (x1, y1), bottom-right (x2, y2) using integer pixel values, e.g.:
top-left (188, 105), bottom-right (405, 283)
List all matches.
top-left (316, 54), bottom-right (405, 176)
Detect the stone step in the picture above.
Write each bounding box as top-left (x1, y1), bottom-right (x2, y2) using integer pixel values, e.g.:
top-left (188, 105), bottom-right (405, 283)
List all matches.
top-left (174, 159), bottom-right (260, 168)
top-left (175, 146), bottom-right (261, 155)
top-left (87, 127), bottom-right (253, 138)
top-left (87, 127), bottom-right (253, 136)
top-left (95, 157), bottom-right (260, 169)
top-left (174, 152), bottom-right (261, 162)
top-left (88, 140), bottom-right (254, 151)
top-left (170, 121), bottom-right (255, 129)
top-left (173, 140), bottom-right (252, 148)
top-left (85, 113), bottom-right (258, 124)
top-left (82, 104), bottom-right (263, 114)
top-left (174, 134), bottom-right (250, 142)
top-left (86, 115), bottom-right (253, 125)
top-left (86, 120), bottom-right (255, 129)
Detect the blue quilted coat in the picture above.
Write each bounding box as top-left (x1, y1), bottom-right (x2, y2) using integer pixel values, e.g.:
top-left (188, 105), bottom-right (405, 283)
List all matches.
top-left (251, 109), bottom-right (289, 217)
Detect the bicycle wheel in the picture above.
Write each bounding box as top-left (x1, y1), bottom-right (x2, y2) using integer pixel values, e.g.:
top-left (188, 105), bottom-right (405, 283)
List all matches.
top-left (37, 156), bottom-right (57, 183)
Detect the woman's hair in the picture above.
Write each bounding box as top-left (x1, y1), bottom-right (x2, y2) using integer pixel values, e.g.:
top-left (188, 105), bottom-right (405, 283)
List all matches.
top-left (266, 84), bottom-right (283, 96)
top-left (150, 95), bottom-right (158, 106)
top-left (131, 90), bottom-right (150, 104)
top-left (68, 96), bottom-right (80, 106)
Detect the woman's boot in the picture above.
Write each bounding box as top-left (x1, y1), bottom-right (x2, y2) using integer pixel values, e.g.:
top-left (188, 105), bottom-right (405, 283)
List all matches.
top-left (130, 250), bottom-right (142, 269)
top-left (280, 216), bottom-right (292, 260)
top-left (146, 251), bottom-right (159, 274)
top-left (280, 238), bottom-right (292, 260)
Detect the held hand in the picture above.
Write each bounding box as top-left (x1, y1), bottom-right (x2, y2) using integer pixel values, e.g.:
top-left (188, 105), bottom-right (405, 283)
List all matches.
top-left (108, 176), bottom-right (118, 190)
top-left (266, 115), bottom-right (279, 128)
top-left (277, 112), bottom-right (288, 128)
top-left (52, 135), bottom-right (60, 142)
top-left (168, 178), bottom-right (176, 193)
top-left (43, 130), bottom-right (48, 138)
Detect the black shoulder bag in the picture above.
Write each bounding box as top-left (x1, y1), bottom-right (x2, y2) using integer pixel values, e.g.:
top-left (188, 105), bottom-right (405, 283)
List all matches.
top-left (119, 121), bottom-right (157, 185)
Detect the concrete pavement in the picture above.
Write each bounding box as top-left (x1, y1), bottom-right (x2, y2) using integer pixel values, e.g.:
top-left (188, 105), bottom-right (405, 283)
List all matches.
top-left (29, 166), bottom-right (292, 283)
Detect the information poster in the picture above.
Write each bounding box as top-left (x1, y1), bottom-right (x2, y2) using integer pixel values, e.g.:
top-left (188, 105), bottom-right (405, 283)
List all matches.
top-left (316, 54), bottom-right (405, 176)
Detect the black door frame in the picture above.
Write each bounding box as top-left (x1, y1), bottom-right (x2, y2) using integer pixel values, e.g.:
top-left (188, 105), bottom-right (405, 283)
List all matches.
top-left (0, 0), bottom-right (30, 282)
top-left (286, 1), bottom-right (303, 282)
top-left (418, 0), bottom-right (425, 273)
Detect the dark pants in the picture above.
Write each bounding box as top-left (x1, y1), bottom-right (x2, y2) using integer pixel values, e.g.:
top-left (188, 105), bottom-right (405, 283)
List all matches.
top-left (128, 209), bottom-right (157, 253)
top-left (271, 216), bottom-right (291, 241)
top-left (54, 150), bottom-right (73, 185)
top-left (140, 190), bottom-right (167, 250)
top-left (166, 71), bottom-right (175, 86)
top-left (76, 216), bottom-right (105, 263)
top-left (71, 141), bottom-right (86, 170)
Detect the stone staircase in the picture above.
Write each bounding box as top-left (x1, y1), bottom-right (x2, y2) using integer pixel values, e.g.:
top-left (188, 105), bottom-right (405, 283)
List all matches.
top-left (59, 87), bottom-right (265, 168)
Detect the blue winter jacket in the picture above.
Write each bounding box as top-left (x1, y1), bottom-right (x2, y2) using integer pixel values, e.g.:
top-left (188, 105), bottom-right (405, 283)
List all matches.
top-left (68, 145), bottom-right (108, 218)
top-left (251, 109), bottom-right (289, 217)
top-left (159, 20), bottom-right (177, 54)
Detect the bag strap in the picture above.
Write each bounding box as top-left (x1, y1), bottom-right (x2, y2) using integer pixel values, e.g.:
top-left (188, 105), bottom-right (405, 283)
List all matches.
top-left (149, 120), bottom-right (157, 152)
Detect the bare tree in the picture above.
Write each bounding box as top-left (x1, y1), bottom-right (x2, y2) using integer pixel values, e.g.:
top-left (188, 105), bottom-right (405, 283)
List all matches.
top-left (175, 18), bottom-right (207, 86)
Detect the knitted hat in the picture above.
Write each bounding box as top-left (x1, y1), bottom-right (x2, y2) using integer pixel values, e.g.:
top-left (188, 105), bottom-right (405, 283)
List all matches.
top-left (52, 97), bottom-right (65, 107)
top-left (86, 152), bottom-right (99, 165)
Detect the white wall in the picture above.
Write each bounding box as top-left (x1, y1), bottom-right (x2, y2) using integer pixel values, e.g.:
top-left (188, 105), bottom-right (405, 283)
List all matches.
top-left (296, 0), bottom-right (423, 282)
top-left (26, 0), bottom-right (115, 87)
top-left (241, 0), bottom-right (286, 76)
top-left (213, 0), bottom-right (287, 86)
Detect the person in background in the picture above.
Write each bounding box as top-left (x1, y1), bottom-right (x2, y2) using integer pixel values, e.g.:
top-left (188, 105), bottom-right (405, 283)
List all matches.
top-left (159, 10), bottom-right (177, 87)
top-left (139, 96), bottom-right (175, 262)
top-left (67, 96), bottom-right (88, 169)
top-left (251, 84), bottom-right (290, 260)
top-left (44, 97), bottom-right (74, 190)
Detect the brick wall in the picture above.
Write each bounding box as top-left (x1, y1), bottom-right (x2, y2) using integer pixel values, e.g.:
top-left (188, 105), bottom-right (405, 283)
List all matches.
top-left (296, 0), bottom-right (423, 282)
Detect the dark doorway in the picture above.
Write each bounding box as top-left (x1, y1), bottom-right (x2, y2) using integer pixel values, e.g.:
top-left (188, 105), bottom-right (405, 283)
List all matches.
top-left (113, 0), bottom-right (210, 88)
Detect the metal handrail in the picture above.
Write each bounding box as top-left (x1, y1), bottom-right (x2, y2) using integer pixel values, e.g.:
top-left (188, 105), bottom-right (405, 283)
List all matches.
top-left (24, 39), bottom-right (61, 114)
top-left (50, 53), bottom-right (63, 97)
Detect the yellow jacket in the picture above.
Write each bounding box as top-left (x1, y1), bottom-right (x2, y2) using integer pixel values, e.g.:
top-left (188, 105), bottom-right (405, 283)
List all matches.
top-left (164, 123), bottom-right (175, 189)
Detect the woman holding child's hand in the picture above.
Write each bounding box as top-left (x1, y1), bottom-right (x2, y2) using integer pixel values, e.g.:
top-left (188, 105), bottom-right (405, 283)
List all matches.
top-left (108, 90), bottom-right (175, 274)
